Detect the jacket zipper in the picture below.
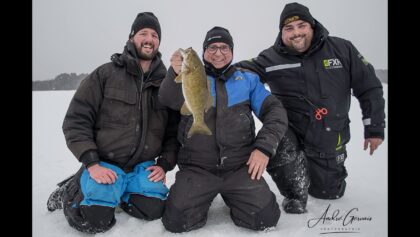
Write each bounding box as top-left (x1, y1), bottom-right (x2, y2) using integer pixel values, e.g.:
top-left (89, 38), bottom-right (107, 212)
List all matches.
top-left (124, 62), bottom-right (154, 170)
top-left (215, 77), bottom-right (227, 168)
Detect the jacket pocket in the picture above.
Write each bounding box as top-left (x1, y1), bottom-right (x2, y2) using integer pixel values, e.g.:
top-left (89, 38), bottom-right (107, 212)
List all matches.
top-left (242, 112), bottom-right (255, 138)
top-left (327, 116), bottom-right (350, 132)
top-left (323, 116), bottom-right (351, 151)
top-left (100, 87), bottom-right (137, 127)
top-left (225, 110), bottom-right (255, 148)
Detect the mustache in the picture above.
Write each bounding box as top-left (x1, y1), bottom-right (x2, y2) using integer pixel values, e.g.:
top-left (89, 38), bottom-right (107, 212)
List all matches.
top-left (141, 42), bottom-right (154, 49)
top-left (290, 34), bottom-right (305, 40)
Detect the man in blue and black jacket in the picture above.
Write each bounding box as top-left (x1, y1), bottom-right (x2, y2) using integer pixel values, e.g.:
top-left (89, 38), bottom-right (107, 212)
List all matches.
top-left (237, 2), bottom-right (386, 204)
top-left (159, 26), bottom-right (288, 232)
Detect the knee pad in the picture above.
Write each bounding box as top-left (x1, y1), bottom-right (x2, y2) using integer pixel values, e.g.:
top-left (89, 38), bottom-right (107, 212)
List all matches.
top-left (253, 193), bottom-right (280, 230)
top-left (162, 201), bottom-right (207, 233)
top-left (309, 180), bottom-right (346, 200)
top-left (307, 155), bottom-right (348, 200)
top-left (64, 204), bottom-right (116, 234)
top-left (81, 205), bottom-right (115, 232)
top-left (121, 194), bottom-right (165, 220)
top-left (232, 193), bottom-right (280, 231)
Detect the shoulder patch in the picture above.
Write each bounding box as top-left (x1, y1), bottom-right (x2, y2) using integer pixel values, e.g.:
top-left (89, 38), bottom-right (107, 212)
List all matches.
top-left (357, 53), bottom-right (369, 66)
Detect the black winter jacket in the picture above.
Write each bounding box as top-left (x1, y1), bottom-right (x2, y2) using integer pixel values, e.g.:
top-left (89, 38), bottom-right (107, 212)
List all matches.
top-left (62, 42), bottom-right (180, 173)
top-left (237, 20), bottom-right (385, 155)
top-left (158, 65), bottom-right (288, 172)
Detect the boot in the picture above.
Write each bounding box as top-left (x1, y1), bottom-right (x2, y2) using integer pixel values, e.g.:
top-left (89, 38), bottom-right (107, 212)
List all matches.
top-left (282, 197), bottom-right (307, 214)
top-left (47, 174), bottom-right (75, 212)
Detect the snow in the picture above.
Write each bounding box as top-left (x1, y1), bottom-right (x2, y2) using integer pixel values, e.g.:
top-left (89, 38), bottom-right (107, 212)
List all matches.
top-left (33, 84), bottom-right (387, 237)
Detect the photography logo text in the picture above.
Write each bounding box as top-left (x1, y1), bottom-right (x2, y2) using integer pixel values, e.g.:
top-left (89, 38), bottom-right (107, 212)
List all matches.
top-left (307, 204), bottom-right (372, 234)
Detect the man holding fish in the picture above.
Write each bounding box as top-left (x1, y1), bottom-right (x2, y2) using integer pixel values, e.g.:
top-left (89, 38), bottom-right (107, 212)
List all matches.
top-left (159, 26), bottom-right (288, 232)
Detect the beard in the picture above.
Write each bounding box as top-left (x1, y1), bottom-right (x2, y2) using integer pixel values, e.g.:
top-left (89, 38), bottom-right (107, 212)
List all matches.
top-left (288, 34), bottom-right (310, 52)
top-left (136, 43), bottom-right (159, 60)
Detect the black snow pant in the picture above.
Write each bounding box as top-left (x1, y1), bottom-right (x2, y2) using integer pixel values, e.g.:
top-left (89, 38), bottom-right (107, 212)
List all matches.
top-left (306, 148), bottom-right (348, 199)
top-left (266, 128), bottom-right (309, 204)
top-left (62, 166), bottom-right (165, 234)
top-left (162, 165), bottom-right (280, 233)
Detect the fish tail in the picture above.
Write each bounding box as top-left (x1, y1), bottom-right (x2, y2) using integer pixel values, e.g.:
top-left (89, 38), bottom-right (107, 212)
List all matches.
top-left (187, 122), bottom-right (212, 138)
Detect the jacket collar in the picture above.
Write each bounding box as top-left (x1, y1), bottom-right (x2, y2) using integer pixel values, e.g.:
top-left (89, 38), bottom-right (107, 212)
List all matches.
top-left (205, 62), bottom-right (236, 81)
top-left (111, 41), bottom-right (166, 83)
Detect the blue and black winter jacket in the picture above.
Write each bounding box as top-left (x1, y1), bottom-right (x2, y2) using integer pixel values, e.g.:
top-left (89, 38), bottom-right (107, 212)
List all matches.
top-left (159, 65), bottom-right (288, 172)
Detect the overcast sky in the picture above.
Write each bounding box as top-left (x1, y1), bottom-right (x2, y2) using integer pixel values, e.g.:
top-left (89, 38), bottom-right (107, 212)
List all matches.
top-left (33, 0), bottom-right (387, 81)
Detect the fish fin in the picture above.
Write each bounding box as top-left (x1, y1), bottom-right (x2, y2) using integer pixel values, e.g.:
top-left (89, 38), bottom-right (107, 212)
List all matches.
top-left (180, 102), bottom-right (192, 115)
top-left (205, 79), bottom-right (213, 112)
top-left (174, 74), bottom-right (182, 83)
top-left (205, 93), bottom-right (213, 113)
top-left (187, 122), bottom-right (212, 138)
top-left (207, 78), bottom-right (211, 92)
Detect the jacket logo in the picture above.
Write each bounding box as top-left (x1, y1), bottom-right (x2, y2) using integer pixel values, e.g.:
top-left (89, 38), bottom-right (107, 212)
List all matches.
top-left (357, 53), bottom-right (369, 66)
top-left (323, 58), bottom-right (343, 69)
top-left (207, 36), bottom-right (222, 41)
top-left (336, 153), bottom-right (345, 164)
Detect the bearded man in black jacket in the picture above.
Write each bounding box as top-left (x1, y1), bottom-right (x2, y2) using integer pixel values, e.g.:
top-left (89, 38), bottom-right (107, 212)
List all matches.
top-left (46, 12), bottom-right (180, 234)
top-left (237, 2), bottom-right (385, 207)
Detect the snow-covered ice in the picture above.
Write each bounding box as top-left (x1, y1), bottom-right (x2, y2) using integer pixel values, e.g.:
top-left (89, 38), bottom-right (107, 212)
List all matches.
top-left (33, 84), bottom-right (387, 237)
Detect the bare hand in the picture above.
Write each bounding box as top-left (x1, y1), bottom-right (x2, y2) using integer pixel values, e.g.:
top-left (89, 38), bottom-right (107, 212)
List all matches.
top-left (147, 165), bottom-right (166, 183)
top-left (170, 50), bottom-right (183, 75)
top-left (87, 164), bottom-right (118, 184)
top-left (246, 149), bottom-right (269, 180)
top-left (364, 138), bottom-right (383, 155)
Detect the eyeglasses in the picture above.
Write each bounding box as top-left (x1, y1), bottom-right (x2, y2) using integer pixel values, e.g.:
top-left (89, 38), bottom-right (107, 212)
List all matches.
top-left (206, 45), bottom-right (231, 54)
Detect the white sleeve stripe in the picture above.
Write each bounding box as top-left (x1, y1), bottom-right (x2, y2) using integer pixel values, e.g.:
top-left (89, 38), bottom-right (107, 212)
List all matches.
top-left (265, 63), bottom-right (301, 72)
top-left (363, 118), bottom-right (371, 126)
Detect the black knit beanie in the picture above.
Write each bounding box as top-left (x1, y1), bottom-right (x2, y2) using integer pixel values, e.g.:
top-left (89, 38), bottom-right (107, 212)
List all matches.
top-left (129, 12), bottom-right (161, 41)
top-left (279, 2), bottom-right (315, 30)
top-left (203, 26), bottom-right (234, 51)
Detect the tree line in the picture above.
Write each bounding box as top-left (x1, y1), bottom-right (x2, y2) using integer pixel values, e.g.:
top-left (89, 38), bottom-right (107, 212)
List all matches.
top-left (32, 70), bottom-right (388, 91)
top-left (32, 73), bottom-right (89, 91)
